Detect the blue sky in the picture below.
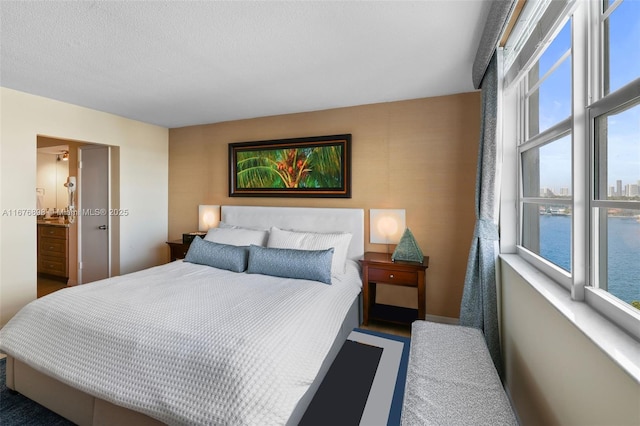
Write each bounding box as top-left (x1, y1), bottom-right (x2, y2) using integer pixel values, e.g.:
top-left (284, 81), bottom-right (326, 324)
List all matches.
top-left (537, 0), bottom-right (639, 192)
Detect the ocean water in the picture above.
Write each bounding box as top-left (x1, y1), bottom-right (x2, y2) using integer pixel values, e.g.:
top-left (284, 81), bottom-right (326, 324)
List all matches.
top-left (540, 215), bottom-right (640, 304)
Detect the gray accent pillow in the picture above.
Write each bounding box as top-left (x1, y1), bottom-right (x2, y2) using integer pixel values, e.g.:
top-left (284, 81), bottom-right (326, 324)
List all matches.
top-left (184, 237), bottom-right (249, 272)
top-left (246, 245), bottom-right (334, 284)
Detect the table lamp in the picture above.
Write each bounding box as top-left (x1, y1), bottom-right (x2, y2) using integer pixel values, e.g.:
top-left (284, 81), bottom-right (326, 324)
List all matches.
top-left (198, 205), bottom-right (220, 231)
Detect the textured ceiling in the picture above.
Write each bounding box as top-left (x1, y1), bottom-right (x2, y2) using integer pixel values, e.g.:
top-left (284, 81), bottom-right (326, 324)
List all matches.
top-left (0, 1), bottom-right (491, 128)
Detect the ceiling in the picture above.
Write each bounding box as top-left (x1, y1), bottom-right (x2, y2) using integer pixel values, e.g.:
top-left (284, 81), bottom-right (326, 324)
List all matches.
top-left (0, 1), bottom-right (491, 129)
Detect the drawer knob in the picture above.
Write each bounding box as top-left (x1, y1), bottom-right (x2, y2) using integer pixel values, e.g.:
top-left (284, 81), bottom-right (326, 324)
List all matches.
top-left (389, 274), bottom-right (394, 279)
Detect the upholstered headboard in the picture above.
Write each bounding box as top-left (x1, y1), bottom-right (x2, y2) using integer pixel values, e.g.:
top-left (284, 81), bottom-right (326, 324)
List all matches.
top-left (221, 206), bottom-right (365, 261)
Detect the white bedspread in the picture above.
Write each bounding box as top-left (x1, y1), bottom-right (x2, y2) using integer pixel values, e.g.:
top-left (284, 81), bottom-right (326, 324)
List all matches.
top-left (0, 260), bottom-right (362, 425)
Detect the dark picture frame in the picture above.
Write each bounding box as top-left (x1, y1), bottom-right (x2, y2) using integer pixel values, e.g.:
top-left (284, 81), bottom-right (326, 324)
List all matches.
top-left (229, 134), bottom-right (351, 198)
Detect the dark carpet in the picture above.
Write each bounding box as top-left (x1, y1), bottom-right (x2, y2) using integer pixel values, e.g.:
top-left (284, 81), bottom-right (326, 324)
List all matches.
top-left (0, 358), bottom-right (75, 425)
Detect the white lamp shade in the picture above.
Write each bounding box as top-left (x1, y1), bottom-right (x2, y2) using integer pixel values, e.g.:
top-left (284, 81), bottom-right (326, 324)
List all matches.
top-left (198, 205), bottom-right (220, 231)
top-left (370, 209), bottom-right (406, 244)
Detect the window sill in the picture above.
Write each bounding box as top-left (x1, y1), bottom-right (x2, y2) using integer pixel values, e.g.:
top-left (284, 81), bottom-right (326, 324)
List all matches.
top-left (500, 254), bottom-right (640, 383)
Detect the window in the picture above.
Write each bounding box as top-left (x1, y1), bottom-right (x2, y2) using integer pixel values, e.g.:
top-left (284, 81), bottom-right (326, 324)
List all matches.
top-left (518, 18), bottom-right (573, 282)
top-left (508, 0), bottom-right (640, 337)
top-left (591, 96), bottom-right (640, 308)
top-left (527, 21), bottom-right (572, 137)
top-left (521, 134), bottom-right (572, 272)
top-left (591, 0), bottom-right (640, 314)
top-left (602, 0), bottom-right (640, 95)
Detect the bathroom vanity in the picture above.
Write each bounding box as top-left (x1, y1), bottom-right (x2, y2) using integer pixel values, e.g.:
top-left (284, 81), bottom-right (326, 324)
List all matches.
top-left (37, 221), bottom-right (69, 281)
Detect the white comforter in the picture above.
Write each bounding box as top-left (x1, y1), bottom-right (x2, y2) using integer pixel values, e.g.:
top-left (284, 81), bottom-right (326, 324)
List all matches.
top-left (0, 260), bottom-right (362, 425)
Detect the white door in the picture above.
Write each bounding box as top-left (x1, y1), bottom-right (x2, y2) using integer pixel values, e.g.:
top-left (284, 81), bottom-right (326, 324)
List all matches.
top-left (79, 146), bottom-right (110, 283)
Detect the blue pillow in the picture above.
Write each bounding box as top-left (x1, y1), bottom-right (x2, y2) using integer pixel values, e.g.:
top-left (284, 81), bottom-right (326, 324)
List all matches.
top-left (246, 245), bottom-right (334, 284)
top-left (184, 237), bottom-right (249, 272)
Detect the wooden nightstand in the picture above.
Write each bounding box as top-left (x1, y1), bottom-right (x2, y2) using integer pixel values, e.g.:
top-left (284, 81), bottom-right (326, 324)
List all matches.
top-left (166, 240), bottom-right (191, 261)
top-left (359, 252), bottom-right (429, 326)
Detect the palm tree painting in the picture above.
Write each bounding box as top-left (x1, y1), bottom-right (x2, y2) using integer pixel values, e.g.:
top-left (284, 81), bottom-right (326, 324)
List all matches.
top-left (230, 134), bottom-right (351, 197)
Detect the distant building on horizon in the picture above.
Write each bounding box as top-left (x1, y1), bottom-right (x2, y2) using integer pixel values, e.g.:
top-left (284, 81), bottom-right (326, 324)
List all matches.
top-left (540, 187), bottom-right (555, 197)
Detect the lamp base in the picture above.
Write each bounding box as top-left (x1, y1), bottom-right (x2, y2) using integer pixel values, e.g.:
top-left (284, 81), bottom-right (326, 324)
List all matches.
top-left (391, 228), bottom-right (424, 263)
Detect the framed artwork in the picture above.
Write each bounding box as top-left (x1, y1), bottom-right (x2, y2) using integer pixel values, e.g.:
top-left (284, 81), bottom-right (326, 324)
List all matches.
top-left (229, 134), bottom-right (351, 198)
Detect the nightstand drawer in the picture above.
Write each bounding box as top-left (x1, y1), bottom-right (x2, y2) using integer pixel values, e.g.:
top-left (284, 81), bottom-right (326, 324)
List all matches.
top-left (368, 267), bottom-right (417, 285)
top-left (360, 252), bottom-right (428, 326)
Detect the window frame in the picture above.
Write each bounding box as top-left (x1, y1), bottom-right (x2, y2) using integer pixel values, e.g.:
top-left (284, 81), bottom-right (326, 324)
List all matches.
top-left (508, 0), bottom-right (640, 340)
top-left (587, 80), bottom-right (640, 340)
top-left (516, 15), bottom-right (574, 290)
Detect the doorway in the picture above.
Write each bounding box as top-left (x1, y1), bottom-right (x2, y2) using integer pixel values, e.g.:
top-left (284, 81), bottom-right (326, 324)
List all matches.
top-left (36, 136), bottom-right (117, 296)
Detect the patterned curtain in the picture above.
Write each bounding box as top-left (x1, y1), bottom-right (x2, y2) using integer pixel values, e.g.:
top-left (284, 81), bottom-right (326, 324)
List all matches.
top-left (459, 53), bottom-right (503, 379)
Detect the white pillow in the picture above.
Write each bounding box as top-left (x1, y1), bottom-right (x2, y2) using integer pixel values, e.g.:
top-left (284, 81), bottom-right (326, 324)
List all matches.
top-left (267, 226), bottom-right (352, 274)
top-left (204, 227), bottom-right (269, 247)
top-left (218, 221), bottom-right (268, 232)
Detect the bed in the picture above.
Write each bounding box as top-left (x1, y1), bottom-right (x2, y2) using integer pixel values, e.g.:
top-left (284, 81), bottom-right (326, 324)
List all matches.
top-left (0, 206), bottom-right (364, 425)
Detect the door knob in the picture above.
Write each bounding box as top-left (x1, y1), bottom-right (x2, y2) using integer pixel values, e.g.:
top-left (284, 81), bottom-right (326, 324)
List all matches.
top-left (98, 225), bottom-right (108, 230)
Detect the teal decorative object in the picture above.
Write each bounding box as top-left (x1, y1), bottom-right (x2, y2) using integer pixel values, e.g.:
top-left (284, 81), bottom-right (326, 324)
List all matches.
top-left (392, 228), bottom-right (424, 263)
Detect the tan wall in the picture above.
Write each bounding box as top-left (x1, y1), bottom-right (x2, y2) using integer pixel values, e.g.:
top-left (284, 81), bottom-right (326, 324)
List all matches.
top-left (501, 258), bottom-right (640, 425)
top-left (169, 93), bottom-right (480, 319)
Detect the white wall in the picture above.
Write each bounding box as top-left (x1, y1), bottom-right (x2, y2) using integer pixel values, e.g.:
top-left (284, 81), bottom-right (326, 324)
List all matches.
top-left (0, 87), bottom-right (168, 326)
top-left (501, 258), bottom-right (640, 425)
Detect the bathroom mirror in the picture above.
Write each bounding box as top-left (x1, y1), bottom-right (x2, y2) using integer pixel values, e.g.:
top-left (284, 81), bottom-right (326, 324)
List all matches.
top-left (36, 145), bottom-right (70, 213)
